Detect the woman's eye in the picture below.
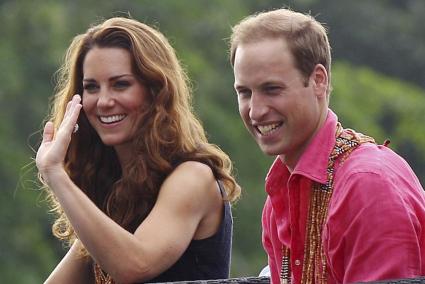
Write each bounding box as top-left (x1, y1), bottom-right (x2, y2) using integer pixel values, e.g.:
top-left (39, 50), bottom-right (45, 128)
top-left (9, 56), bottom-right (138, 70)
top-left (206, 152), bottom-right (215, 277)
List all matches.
top-left (83, 83), bottom-right (99, 93)
top-left (114, 80), bottom-right (131, 89)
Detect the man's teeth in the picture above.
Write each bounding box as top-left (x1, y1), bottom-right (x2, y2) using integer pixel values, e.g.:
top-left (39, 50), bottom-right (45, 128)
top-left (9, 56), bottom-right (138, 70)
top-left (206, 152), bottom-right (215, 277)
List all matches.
top-left (99, 114), bottom-right (126, 124)
top-left (257, 123), bottom-right (280, 135)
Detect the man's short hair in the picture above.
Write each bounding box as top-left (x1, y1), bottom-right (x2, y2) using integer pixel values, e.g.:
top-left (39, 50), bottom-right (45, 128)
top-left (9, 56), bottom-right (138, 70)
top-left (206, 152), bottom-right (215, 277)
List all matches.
top-left (230, 8), bottom-right (332, 91)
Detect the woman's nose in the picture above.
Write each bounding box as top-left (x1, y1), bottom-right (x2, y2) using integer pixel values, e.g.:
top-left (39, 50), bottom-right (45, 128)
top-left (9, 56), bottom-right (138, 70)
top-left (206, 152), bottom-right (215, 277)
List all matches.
top-left (97, 89), bottom-right (115, 108)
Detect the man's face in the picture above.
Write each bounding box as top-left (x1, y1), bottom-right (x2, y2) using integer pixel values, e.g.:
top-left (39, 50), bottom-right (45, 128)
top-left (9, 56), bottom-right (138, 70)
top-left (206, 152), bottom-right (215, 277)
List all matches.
top-left (233, 38), bottom-right (326, 168)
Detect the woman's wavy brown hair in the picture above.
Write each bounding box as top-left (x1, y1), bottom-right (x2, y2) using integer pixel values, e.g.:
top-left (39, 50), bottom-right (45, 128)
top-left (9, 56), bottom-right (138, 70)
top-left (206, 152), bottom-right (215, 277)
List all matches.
top-left (42, 17), bottom-right (240, 250)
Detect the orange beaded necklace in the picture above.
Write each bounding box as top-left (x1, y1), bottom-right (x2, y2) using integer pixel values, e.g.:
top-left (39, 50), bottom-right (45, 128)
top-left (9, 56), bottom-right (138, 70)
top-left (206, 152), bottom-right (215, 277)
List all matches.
top-left (94, 262), bottom-right (114, 284)
top-left (280, 123), bottom-right (375, 284)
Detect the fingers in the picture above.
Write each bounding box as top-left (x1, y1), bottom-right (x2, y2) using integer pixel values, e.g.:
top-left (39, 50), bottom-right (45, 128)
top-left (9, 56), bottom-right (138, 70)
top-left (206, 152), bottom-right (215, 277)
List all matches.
top-left (60, 95), bottom-right (82, 136)
top-left (69, 95), bottom-right (82, 124)
top-left (66, 94), bottom-right (82, 120)
top-left (36, 95), bottom-right (82, 174)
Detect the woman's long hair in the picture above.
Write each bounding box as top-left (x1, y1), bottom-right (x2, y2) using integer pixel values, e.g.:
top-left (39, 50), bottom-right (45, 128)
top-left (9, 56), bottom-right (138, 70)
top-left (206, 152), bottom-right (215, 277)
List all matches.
top-left (42, 17), bottom-right (240, 250)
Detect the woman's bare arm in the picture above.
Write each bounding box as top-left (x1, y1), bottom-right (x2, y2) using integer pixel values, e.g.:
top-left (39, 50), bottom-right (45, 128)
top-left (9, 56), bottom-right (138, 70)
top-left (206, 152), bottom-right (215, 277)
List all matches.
top-left (44, 240), bottom-right (94, 284)
top-left (37, 96), bottom-right (223, 283)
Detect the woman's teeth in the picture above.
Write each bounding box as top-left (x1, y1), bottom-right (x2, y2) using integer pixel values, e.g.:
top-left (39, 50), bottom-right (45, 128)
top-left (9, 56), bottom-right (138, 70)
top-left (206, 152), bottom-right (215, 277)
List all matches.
top-left (99, 114), bottom-right (126, 124)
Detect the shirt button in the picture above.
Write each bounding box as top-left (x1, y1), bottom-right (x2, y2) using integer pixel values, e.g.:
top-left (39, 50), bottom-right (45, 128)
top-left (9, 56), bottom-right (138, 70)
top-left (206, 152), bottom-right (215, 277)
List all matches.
top-left (295, 259), bottom-right (301, 266)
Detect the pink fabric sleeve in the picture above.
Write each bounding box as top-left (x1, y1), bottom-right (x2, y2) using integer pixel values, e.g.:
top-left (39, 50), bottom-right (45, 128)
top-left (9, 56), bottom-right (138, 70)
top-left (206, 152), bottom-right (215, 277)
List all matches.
top-left (262, 198), bottom-right (280, 284)
top-left (325, 170), bottom-right (423, 283)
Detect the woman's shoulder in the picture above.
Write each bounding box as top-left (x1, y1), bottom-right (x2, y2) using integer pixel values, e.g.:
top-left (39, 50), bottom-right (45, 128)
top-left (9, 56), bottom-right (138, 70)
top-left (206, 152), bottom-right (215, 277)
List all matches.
top-left (170, 161), bottom-right (215, 182)
top-left (173, 160), bottom-right (213, 174)
top-left (156, 161), bottom-right (221, 226)
top-left (161, 161), bottom-right (217, 197)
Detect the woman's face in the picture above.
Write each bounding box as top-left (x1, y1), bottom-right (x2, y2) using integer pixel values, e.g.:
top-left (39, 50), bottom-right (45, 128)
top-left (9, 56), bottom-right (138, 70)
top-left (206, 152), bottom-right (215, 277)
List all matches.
top-left (82, 47), bottom-right (148, 150)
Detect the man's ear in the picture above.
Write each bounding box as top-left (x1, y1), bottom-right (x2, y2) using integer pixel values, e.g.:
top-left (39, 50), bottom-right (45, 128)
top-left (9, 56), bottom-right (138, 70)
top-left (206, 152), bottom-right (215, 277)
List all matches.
top-left (311, 64), bottom-right (328, 98)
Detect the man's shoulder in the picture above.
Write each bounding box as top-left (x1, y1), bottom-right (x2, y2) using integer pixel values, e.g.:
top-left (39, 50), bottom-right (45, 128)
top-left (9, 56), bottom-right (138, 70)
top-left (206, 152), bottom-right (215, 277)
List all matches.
top-left (332, 142), bottom-right (423, 200)
top-left (337, 142), bottom-right (411, 177)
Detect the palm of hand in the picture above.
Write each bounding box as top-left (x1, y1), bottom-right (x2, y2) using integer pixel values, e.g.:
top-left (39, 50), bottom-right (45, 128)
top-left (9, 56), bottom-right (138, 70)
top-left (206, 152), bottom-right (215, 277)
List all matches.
top-left (36, 95), bottom-right (82, 179)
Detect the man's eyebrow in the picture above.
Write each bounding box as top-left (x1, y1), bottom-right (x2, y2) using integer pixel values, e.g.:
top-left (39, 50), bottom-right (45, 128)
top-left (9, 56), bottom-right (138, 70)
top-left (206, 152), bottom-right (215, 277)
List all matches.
top-left (234, 82), bottom-right (248, 89)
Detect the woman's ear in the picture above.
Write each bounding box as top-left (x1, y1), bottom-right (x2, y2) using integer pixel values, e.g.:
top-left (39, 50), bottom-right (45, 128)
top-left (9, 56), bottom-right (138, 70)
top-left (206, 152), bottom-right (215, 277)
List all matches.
top-left (311, 64), bottom-right (328, 99)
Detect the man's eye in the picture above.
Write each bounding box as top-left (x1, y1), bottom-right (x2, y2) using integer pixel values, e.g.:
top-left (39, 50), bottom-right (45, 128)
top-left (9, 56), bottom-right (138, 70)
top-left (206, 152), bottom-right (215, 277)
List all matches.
top-left (265, 86), bottom-right (281, 93)
top-left (237, 89), bottom-right (251, 98)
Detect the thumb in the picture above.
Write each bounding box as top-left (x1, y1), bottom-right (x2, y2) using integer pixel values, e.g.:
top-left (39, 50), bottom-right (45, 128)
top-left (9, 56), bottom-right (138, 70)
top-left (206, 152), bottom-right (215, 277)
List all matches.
top-left (42, 121), bottom-right (55, 143)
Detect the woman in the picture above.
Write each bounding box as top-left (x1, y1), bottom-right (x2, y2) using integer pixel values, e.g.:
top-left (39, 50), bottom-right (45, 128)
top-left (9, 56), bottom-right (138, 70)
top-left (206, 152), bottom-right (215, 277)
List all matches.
top-left (36, 17), bottom-right (240, 283)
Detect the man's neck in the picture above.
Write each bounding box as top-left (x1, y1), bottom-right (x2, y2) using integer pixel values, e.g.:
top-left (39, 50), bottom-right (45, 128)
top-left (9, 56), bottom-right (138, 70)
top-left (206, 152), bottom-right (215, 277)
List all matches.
top-left (279, 155), bottom-right (296, 173)
top-left (278, 108), bottom-right (329, 173)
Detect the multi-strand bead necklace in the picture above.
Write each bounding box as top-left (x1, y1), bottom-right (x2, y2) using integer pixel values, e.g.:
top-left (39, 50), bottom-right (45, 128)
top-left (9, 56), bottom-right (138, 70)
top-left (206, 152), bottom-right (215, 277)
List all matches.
top-left (280, 123), bottom-right (375, 284)
top-left (94, 262), bottom-right (114, 284)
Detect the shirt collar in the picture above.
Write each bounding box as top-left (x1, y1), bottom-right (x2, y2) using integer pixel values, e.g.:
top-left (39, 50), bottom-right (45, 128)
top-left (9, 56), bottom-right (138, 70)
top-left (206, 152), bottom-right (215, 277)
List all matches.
top-left (265, 155), bottom-right (289, 195)
top-left (265, 109), bottom-right (338, 192)
top-left (293, 109), bottom-right (337, 184)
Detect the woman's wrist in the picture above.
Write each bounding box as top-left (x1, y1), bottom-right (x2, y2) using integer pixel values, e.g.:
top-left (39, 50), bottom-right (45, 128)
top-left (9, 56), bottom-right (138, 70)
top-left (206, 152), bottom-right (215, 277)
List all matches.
top-left (40, 166), bottom-right (69, 188)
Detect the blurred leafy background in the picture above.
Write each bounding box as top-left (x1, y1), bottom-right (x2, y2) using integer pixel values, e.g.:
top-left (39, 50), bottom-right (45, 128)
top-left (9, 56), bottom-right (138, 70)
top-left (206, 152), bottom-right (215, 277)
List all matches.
top-left (1, 0), bottom-right (424, 282)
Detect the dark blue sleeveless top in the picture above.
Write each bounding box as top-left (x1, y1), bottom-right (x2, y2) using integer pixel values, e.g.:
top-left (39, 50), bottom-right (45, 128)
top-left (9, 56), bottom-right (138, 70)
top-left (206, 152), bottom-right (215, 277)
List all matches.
top-left (146, 181), bottom-right (232, 283)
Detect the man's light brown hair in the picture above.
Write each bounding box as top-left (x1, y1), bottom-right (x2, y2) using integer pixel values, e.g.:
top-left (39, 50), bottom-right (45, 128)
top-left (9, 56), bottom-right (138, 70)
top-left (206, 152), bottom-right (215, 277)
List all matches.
top-left (230, 8), bottom-right (332, 94)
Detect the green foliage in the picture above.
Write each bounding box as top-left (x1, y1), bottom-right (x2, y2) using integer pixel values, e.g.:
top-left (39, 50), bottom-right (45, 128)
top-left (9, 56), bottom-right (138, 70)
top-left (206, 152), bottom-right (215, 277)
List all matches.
top-left (1, 0), bottom-right (424, 282)
top-left (243, 0), bottom-right (425, 90)
top-left (331, 61), bottom-right (425, 182)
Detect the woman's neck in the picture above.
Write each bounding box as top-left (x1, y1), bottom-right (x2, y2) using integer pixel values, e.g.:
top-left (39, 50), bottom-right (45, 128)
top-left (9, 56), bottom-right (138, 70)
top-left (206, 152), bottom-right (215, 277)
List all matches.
top-left (114, 143), bottom-right (134, 168)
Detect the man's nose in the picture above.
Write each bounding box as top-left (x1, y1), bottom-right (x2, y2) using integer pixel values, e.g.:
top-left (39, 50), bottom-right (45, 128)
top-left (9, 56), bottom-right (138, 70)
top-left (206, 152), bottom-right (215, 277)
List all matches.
top-left (249, 93), bottom-right (268, 121)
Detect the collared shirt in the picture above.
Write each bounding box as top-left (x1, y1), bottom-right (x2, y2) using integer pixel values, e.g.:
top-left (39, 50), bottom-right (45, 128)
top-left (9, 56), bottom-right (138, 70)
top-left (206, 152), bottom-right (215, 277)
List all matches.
top-left (262, 109), bottom-right (425, 283)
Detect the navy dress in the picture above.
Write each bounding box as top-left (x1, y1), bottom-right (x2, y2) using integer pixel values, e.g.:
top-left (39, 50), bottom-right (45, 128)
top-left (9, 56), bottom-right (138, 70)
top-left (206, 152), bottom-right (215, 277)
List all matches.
top-left (146, 181), bottom-right (233, 283)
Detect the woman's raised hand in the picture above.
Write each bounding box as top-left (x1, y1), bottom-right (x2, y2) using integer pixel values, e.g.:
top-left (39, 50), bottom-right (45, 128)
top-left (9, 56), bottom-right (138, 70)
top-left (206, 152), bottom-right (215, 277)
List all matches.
top-left (36, 95), bottom-right (82, 181)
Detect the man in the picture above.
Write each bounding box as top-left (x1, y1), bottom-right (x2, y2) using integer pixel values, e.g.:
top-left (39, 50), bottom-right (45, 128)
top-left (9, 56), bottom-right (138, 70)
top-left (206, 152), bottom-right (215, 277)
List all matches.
top-left (230, 8), bottom-right (425, 284)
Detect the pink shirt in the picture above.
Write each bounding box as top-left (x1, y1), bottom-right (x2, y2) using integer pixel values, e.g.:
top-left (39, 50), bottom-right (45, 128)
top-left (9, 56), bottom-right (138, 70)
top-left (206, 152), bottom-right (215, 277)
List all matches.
top-left (262, 110), bottom-right (425, 283)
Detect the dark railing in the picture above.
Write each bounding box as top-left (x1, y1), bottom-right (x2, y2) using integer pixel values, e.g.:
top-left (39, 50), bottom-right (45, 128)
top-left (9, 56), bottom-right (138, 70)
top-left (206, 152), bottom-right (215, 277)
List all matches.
top-left (153, 276), bottom-right (270, 284)
top-left (153, 276), bottom-right (425, 284)
top-left (363, 277), bottom-right (425, 284)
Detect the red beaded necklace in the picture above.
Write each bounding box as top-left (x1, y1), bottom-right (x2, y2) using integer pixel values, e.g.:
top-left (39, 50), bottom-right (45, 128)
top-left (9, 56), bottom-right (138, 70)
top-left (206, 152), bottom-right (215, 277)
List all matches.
top-left (280, 123), bottom-right (375, 284)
